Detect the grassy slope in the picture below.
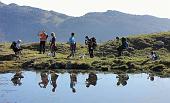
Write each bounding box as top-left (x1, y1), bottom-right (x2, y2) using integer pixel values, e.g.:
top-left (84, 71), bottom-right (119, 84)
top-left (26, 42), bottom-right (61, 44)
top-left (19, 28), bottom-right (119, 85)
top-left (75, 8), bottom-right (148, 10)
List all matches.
top-left (0, 42), bottom-right (98, 71)
top-left (0, 32), bottom-right (170, 77)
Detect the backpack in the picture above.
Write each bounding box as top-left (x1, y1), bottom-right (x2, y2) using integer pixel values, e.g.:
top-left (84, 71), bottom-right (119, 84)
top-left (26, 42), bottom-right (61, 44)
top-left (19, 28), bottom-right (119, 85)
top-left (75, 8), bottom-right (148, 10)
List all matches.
top-left (10, 41), bottom-right (17, 49)
top-left (154, 53), bottom-right (159, 60)
top-left (91, 37), bottom-right (97, 49)
top-left (124, 41), bottom-right (129, 49)
top-left (122, 41), bottom-right (128, 49)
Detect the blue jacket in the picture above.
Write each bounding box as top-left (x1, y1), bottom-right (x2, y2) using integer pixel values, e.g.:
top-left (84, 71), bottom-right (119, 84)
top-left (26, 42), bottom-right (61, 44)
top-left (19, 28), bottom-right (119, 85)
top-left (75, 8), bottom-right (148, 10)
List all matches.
top-left (122, 41), bottom-right (128, 49)
top-left (69, 36), bottom-right (76, 44)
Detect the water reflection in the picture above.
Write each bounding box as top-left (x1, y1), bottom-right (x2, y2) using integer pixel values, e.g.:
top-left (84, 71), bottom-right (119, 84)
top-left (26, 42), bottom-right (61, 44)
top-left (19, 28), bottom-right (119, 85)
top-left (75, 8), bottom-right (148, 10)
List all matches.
top-left (116, 74), bottom-right (129, 86)
top-left (39, 72), bottom-right (49, 88)
top-left (147, 73), bottom-right (154, 81)
top-left (9, 71), bottom-right (141, 90)
top-left (9, 71), bottom-right (158, 92)
top-left (11, 72), bottom-right (24, 86)
top-left (86, 72), bottom-right (98, 88)
top-left (70, 72), bottom-right (77, 93)
top-left (2, 71), bottom-right (170, 103)
top-left (50, 71), bottom-right (59, 92)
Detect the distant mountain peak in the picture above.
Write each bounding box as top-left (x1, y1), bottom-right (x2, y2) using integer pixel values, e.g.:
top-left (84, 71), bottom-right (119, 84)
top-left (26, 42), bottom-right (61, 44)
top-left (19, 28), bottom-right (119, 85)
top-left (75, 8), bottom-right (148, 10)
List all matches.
top-left (106, 10), bottom-right (122, 13)
top-left (8, 3), bottom-right (18, 7)
top-left (0, 1), bottom-right (6, 6)
top-left (84, 10), bottom-right (130, 17)
top-left (0, 1), bottom-right (170, 42)
top-left (104, 10), bottom-right (125, 15)
top-left (0, 1), bottom-right (4, 4)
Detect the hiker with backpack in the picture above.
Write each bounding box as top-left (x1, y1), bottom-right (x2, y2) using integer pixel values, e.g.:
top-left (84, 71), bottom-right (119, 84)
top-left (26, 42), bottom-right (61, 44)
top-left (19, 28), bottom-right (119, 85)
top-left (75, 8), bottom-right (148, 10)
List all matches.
top-left (141, 51), bottom-right (159, 65)
top-left (115, 37), bottom-right (121, 48)
top-left (85, 36), bottom-right (90, 45)
top-left (85, 36), bottom-right (90, 56)
top-left (85, 36), bottom-right (97, 58)
top-left (117, 37), bottom-right (129, 56)
top-left (150, 51), bottom-right (159, 61)
top-left (49, 32), bottom-right (56, 57)
top-left (67, 33), bottom-right (76, 58)
top-left (91, 37), bottom-right (97, 49)
top-left (38, 31), bottom-right (48, 54)
top-left (11, 40), bottom-right (22, 55)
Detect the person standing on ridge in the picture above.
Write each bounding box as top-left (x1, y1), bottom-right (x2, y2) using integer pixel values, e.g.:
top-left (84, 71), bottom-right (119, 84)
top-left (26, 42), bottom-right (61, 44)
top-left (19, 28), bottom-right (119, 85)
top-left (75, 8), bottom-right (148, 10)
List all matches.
top-left (50, 32), bottom-right (56, 57)
top-left (10, 40), bottom-right (23, 56)
top-left (85, 36), bottom-right (97, 58)
top-left (115, 37), bottom-right (121, 48)
top-left (85, 36), bottom-right (91, 57)
top-left (67, 33), bottom-right (76, 58)
top-left (38, 31), bottom-right (48, 54)
top-left (85, 36), bottom-right (90, 45)
top-left (117, 37), bottom-right (128, 56)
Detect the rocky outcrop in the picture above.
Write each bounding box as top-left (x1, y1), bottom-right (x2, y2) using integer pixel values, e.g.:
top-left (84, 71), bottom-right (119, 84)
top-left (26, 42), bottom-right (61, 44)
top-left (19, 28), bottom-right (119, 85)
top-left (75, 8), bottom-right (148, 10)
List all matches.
top-left (153, 41), bottom-right (164, 49)
top-left (150, 64), bottom-right (166, 72)
top-left (129, 38), bottom-right (153, 50)
top-left (22, 59), bottom-right (91, 70)
top-left (0, 54), bottom-right (19, 61)
top-left (21, 59), bottom-right (36, 68)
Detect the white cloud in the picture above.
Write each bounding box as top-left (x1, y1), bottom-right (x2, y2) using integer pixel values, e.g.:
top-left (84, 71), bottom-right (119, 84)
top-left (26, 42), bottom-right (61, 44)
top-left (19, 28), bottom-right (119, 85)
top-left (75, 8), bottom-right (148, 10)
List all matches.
top-left (1, 0), bottom-right (170, 18)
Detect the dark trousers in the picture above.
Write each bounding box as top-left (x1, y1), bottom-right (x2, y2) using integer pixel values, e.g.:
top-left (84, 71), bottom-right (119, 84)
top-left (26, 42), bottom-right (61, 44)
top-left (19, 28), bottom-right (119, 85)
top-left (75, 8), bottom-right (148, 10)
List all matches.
top-left (117, 45), bottom-right (126, 56)
top-left (40, 41), bottom-right (46, 54)
top-left (88, 47), bottom-right (94, 58)
top-left (13, 48), bottom-right (22, 55)
top-left (50, 45), bottom-right (56, 57)
top-left (68, 43), bottom-right (76, 58)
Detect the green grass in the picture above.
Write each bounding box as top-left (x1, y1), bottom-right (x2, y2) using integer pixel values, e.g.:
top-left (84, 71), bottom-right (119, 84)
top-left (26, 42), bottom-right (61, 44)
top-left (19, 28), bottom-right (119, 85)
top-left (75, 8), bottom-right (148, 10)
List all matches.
top-left (128, 31), bottom-right (170, 39)
top-left (1, 31), bottom-right (170, 77)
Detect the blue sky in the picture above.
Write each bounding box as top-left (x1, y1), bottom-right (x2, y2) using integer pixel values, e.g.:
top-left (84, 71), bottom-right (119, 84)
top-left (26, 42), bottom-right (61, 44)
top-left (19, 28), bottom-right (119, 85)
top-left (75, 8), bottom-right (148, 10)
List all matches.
top-left (1, 0), bottom-right (170, 18)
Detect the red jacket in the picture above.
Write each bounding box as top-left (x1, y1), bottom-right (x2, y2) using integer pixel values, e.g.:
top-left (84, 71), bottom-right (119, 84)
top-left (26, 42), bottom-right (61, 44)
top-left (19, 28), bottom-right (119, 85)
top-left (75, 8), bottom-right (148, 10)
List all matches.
top-left (39, 32), bottom-right (48, 41)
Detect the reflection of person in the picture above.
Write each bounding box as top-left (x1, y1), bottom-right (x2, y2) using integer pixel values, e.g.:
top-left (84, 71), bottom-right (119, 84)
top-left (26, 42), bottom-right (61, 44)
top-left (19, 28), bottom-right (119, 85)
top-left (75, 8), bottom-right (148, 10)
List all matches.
top-left (50, 71), bottom-right (59, 92)
top-left (70, 73), bottom-right (77, 93)
top-left (116, 74), bottom-right (129, 86)
top-left (86, 72), bottom-right (97, 88)
top-left (147, 74), bottom-right (154, 81)
top-left (11, 72), bottom-right (24, 86)
top-left (39, 72), bottom-right (49, 88)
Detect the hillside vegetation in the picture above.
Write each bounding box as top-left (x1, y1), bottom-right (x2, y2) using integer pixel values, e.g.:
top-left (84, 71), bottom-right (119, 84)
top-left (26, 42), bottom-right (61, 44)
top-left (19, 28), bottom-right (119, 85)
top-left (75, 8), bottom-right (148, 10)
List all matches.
top-left (1, 32), bottom-right (170, 77)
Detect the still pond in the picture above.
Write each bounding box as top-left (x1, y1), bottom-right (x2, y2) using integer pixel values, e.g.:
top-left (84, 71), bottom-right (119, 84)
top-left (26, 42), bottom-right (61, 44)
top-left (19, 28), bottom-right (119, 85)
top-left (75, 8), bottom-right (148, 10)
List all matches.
top-left (0, 70), bottom-right (170, 103)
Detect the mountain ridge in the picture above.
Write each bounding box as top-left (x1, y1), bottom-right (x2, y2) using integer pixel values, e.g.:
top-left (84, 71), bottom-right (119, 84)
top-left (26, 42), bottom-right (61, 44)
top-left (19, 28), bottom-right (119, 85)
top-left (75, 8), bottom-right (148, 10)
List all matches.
top-left (0, 1), bottom-right (170, 42)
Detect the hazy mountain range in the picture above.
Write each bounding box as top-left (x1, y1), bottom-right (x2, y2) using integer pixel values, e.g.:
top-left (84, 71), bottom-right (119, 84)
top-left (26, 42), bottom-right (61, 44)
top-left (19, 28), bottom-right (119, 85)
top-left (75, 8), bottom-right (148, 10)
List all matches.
top-left (0, 1), bottom-right (170, 42)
